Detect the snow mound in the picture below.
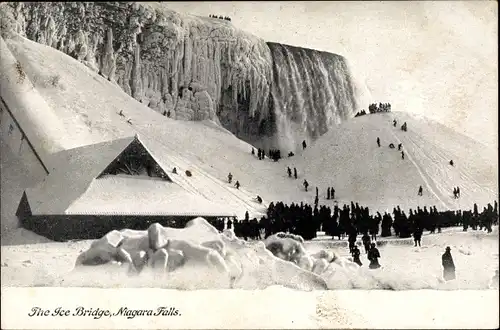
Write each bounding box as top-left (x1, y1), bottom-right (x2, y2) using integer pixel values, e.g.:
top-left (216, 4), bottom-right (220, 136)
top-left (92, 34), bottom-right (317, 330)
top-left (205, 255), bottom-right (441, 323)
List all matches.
top-left (71, 218), bottom-right (328, 290)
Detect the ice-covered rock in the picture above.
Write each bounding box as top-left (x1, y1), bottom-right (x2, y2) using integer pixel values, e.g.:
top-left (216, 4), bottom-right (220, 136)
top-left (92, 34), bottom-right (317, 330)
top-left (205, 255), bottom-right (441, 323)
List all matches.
top-left (1, 2), bottom-right (361, 150)
top-left (73, 218), bottom-right (328, 290)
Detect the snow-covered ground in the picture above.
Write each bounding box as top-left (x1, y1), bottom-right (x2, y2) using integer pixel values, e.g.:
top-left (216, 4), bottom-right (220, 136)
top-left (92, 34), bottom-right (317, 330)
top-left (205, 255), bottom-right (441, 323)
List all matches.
top-left (1, 31), bottom-right (499, 329)
top-left (1, 224), bottom-right (498, 328)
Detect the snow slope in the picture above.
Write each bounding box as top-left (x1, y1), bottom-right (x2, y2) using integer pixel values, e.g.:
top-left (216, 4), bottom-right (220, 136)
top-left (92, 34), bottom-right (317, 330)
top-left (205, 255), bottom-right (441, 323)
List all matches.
top-left (1, 33), bottom-right (497, 238)
top-left (299, 112), bottom-right (498, 212)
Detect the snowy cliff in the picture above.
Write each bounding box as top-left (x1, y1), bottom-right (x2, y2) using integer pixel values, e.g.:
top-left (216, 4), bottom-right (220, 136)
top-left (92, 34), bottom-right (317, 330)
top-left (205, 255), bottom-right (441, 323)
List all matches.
top-left (1, 2), bottom-right (360, 150)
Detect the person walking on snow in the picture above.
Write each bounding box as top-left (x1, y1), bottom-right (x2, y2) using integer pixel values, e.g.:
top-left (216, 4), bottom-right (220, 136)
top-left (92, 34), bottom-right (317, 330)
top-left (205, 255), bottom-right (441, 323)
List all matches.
top-left (393, 119), bottom-right (397, 127)
top-left (418, 186), bottom-right (423, 196)
top-left (327, 187), bottom-right (331, 200)
top-left (228, 172), bottom-right (233, 184)
top-left (362, 232), bottom-right (371, 254)
top-left (398, 143), bottom-right (402, 151)
top-left (331, 187), bottom-right (335, 200)
top-left (303, 179), bottom-right (309, 192)
top-left (302, 140), bottom-right (307, 150)
top-left (234, 180), bottom-right (240, 189)
top-left (287, 167), bottom-right (292, 178)
top-left (368, 243), bottom-right (381, 269)
top-left (377, 137), bottom-right (381, 147)
top-left (401, 150), bottom-right (405, 160)
top-left (351, 246), bottom-right (363, 266)
top-left (449, 160), bottom-right (454, 166)
top-left (294, 167), bottom-right (298, 179)
top-left (456, 186), bottom-right (460, 198)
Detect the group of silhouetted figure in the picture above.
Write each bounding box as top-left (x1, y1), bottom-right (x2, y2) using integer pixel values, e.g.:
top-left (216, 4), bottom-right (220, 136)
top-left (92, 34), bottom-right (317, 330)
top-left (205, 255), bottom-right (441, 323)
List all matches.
top-left (392, 119), bottom-right (408, 132)
top-left (351, 241), bottom-right (458, 280)
top-left (377, 136), bottom-right (405, 159)
top-left (354, 103), bottom-right (392, 117)
top-left (253, 147), bottom-right (290, 161)
top-left (224, 200), bottom-right (498, 243)
top-left (369, 102), bottom-right (392, 114)
top-left (286, 166), bottom-right (299, 180)
top-left (209, 14), bottom-right (231, 21)
top-left (227, 172), bottom-right (241, 190)
top-left (354, 110), bottom-right (368, 117)
top-left (208, 200), bottom-right (497, 281)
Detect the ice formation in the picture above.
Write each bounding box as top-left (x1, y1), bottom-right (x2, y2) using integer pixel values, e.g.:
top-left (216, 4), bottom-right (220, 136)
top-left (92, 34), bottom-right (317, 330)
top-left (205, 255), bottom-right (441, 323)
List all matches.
top-left (1, 2), bottom-right (360, 150)
top-left (74, 218), bottom-right (333, 290)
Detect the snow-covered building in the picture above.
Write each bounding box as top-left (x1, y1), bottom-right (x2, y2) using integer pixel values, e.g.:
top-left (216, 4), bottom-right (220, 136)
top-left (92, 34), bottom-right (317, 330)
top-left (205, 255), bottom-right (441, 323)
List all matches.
top-left (15, 135), bottom-right (236, 241)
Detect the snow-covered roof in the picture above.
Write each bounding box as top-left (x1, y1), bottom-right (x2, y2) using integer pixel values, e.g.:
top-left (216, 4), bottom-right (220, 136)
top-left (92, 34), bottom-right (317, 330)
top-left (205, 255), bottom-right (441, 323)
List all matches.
top-left (24, 135), bottom-right (236, 217)
top-left (65, 176), bottom-right (235, 216)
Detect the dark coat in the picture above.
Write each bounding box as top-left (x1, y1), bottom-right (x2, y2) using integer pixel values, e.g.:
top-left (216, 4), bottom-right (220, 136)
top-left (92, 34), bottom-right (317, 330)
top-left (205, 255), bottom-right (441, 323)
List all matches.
top-left (442, 251), bottom-right (456, 280)
top-left (352, 249), bottom-right (362, 266)
top-left (368, 247), bottom-right (381, 269)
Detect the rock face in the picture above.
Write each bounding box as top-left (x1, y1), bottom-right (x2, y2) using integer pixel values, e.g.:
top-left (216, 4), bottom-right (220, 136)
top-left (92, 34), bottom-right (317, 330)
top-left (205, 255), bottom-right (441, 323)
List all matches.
top-left (1, 2), bottom-right (360, 150)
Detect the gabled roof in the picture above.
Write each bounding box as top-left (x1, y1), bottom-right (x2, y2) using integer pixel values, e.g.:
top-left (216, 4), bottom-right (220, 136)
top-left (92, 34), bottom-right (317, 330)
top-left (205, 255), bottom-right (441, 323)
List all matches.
top-left (23, 135), bottom-right (235, 217)
top-left (65, 176), bottom-right (235, 217)
top-left (26, 136), bottom-right (135, 214)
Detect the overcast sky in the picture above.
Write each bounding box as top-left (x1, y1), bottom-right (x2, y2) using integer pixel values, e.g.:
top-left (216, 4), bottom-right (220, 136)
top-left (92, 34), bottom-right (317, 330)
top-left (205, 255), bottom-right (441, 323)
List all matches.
top-left (163, 1), bottom-right (497, 147)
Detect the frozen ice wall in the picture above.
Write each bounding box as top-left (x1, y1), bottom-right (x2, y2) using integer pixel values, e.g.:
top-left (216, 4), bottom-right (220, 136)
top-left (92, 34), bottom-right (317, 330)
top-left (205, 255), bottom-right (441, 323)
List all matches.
top-left (267, 42), bottom-right (359, 151)
top-left (2, 2), bottom-right (361, 150)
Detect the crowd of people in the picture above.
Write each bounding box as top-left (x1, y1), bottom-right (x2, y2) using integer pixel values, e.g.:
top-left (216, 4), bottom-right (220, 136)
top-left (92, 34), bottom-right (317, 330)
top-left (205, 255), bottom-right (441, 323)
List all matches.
top-left (369, 102), bottom-right (392, 113)
top-left (354, 102), bottom-right (392, 117)
top-left (209, 14), bottom-right (232, 21)
top-left (224, 200), bottom-right (498, 244)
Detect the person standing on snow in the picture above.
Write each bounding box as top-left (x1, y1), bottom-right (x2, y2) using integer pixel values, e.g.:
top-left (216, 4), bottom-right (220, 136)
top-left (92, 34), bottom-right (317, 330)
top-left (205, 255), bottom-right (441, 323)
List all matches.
top-left (377, 137), bottom-right (381, 147)
top-left (287, 167), bottom-right (292, 178)
top-left (413, 228), bottom-right (423, 247)
top-left (442, 246), bottom-right (456, 281)
top-left (368, 243), bottom-right (381, 269)
top-left (228, 172), bottom-right (233, 184)
top-left (294, 167), bottom-right (298, 179)
top-left (418, 185), bottom-right (423, 196)
top-left (303, 179), bottom-right (309, 192)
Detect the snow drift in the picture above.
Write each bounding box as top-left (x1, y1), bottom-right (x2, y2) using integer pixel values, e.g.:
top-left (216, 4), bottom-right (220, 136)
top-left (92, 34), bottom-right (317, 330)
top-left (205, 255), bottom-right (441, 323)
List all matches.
top-left (1, 2), bottom-right (361, 149)
top-left (68, 220), bottom-right (498, 291)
